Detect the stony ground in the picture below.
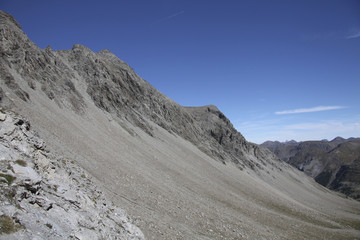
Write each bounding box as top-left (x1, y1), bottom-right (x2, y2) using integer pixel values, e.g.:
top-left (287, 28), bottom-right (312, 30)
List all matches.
top-left (0, 110), bottom-right (144, 240)
top-left (0, 10), bottom-right (360, 240)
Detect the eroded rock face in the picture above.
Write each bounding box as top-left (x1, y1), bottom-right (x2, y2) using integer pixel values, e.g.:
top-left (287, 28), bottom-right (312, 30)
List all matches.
top-left (185, 105), bottom-right (274, 170)
top-left (1, 10), bottom-right (360, 240)
top-left (0, 10), bottom-right (279, 172)
top-left (0, 110), bottom-right (144, 239)
top-left (0, 11), bottom-right (86, 113)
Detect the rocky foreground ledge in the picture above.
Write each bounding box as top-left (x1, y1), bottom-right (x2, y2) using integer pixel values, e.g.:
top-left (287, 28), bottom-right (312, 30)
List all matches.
top-left (0, 109), bottom-right (144, 240)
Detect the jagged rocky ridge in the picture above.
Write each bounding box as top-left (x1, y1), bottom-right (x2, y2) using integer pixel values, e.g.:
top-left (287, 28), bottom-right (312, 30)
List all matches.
top-left (0, 109), bottom-right (144, 239)
top-left (0, 10), bottom-right (277, 172)
top-left (262, 138), bottom-right (360, 199)
top-left (1, 10), bottom-right (360, 239)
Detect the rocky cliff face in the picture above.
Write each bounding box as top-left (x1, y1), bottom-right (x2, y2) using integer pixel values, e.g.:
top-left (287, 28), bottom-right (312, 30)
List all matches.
top-left (262, 138), bottom-right (360, 199)
top-left (0, 10), bottom-right (282, 238)
top-left (0, 109), bottom-right (144, 239)
top-left (1, 10), bottom-right (360, 240)
top-left (0, 10), bottom-right (278, 173)
top-left (185, 105), bottom-right (273, 170)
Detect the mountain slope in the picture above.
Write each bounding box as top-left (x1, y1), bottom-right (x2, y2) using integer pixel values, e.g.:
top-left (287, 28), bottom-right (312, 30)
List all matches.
top-left (262, 138), bottom-right (360, 199)
top-left (261, 140), bottom-right (298, 162)
top-left (1, 10), bottom-right (360, 239)
top-left (0, 110), bottom-right (144, 239)
top-left (0, 9), bottom-right (276, 172)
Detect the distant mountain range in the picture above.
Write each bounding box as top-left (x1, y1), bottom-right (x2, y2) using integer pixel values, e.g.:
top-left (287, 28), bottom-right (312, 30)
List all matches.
top-left (261, 137), bottom-right (360, 199)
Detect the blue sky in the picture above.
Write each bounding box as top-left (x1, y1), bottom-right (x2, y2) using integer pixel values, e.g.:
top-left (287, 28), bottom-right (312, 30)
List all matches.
top-left (2, 0), bottom-right (360, 143)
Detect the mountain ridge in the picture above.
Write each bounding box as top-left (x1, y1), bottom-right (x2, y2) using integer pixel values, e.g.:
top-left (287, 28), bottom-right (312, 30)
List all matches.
top-left (0, 9), bottom-right (278, 172)
top-left (1, 10), bottom-right (360, 239)
top-left (261, 137), bottom-right (360, 199)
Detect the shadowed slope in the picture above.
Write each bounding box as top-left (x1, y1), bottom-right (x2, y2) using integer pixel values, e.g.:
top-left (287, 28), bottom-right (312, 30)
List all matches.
top-left (262, 138), bottom-right (360, 199)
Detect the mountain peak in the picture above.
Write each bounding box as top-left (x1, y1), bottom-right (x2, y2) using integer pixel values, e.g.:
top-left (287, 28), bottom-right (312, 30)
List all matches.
top-left (331, 136), bottom-right (346, 142)
top-left (1, 11), bottom-right (359, 240)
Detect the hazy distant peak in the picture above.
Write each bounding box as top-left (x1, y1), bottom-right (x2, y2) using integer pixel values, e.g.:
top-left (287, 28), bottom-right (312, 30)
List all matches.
top-left (331, 136), bottom-right (346, 142)
top-left (285, 140), bottom-right (298, 145)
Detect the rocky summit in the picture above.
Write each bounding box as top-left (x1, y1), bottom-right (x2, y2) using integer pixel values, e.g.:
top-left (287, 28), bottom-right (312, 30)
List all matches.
top-left (1, 10), bottom-right (360, 239)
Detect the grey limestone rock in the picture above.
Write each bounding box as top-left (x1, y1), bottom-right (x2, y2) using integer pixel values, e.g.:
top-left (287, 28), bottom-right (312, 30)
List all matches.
top-left (1, 10), bottom-right (360, 240)
top-left (0, 110), bottom-right (145, 239)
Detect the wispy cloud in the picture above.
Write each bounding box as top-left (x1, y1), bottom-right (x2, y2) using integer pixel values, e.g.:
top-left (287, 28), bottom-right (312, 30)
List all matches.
top-left (345, 29), bottom-right (360, 39)
top-left (301, 32), bottom-right (336, 41)
top-left (301, 28), bottom-right (360, 41)
top-left (237, 119), bottom-right (360, 144)
top-left (152, 10), bottom-right (185, 25)
top-left (279, 120), bottom-right (360, 140)
top-left (275, 106), bottom-right (346, 115)
top-left (284, 121), bottom-right (342, 130)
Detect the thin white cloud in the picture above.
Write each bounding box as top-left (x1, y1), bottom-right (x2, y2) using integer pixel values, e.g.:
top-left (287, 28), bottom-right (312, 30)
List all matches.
top-left (278, 120), bottom-right (360, 141)
top-left (301, 32), bottom-right (336, 41)
top-left (284, 121), bottom-right (342, 130)
top-left (346, 30), bottom-right (360, 39)
top-left (275, 106), bottom-right (346, 115)
top-left (152, 10), bottom-right (185, 24)
top-left (239, 119), bottom-right (360, 144)
top-left (301, 29), bottom-right (360, 40)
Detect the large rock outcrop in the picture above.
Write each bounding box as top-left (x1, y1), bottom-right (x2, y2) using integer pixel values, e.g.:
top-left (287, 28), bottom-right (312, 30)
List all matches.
top-left (0, 109), bottom-right (144, 239)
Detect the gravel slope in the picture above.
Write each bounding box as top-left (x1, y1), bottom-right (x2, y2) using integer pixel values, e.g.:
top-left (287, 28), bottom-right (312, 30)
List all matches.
top-left (1, 10), bottom-right (359, 240)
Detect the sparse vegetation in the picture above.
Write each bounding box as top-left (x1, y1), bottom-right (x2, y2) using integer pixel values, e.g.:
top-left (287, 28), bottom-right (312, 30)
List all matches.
top-left (45, 223), bottom-right (53, 229)
top-left (4, 188), bottom-right (16, 202)
top-left (7, 164), bottom-right (13, 172)
top-left (0, 173), bottom-right (16, 185)
top-left (0, 215), bottom-right (21, 234)
top-left (15, 159), bottom-right (27, 167)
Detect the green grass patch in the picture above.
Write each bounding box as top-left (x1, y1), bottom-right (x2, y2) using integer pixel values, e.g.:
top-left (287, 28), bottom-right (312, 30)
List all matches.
top-left (0, 173), bottom-right (16, 185)
top-left (15, 159), bottom-right (27, 167)
top-left (0, 215), bottom-right (21, 234)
